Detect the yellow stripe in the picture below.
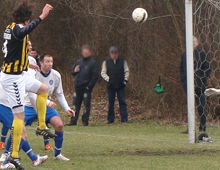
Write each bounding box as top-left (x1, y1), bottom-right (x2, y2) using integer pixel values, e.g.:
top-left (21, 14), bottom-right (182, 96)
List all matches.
top-left (23, 35), bottom-right (30, 70)
top-left (6, 63), bottom-right (13, 73)
top-left (2, 63), bottom-right (7, 72)
top-left (13, 60), bottom-right (19, 73)
top-left (21, 36), bottom-right (27, 71)
top-left (8, 22), bottom-right (16, 29)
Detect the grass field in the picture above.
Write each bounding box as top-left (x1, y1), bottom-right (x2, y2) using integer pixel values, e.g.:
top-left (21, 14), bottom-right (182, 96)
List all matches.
top-left (2, 121), bottom-right (220, 170)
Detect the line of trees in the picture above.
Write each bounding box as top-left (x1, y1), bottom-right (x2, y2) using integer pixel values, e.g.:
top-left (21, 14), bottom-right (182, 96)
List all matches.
top-left (0, 0), bottom-right (187, 120)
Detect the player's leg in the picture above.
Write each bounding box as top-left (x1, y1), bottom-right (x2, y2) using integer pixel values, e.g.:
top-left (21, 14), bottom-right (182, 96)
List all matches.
top-left (47, 108), bottom-right (69, 161)
top-left (0, 125), bottom-right (9, 149)
top-left (24, 105), bottom-right (52, 151)
top-left (0, 98), bottom-right (25, 169)
top-left (66, 91), bottom-right (83, 126)
top-left (82, 90), bottom-right (92, 126)
top-left (107, 88), bottom-right (116, 123)
top-left (2, 127), bottom-right (48, 168)
top-left (36, 84), bottom-right (48, 130)
top-left (0, 104), bottom-right (13, 162)
top-left (24, 73), bottom-right (57, 138)
top-left (43, 136), bottom-right (53, 151)
top-left (196, 88), bottom-right (207, 132)
top-left (21, 125), bottom-right (48, 166)
top-left (117, 88), bottom-right (128, 122)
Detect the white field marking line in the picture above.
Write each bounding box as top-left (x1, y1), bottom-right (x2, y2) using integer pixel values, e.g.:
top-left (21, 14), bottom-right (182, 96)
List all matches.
top-left (27, 127), bottom-right (220, 146)
top-left (27, 127), bottom-right (188, 144)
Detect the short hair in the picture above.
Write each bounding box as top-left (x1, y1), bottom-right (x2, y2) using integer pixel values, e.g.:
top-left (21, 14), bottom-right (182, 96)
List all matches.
top-left (81, 44), bottom-right (92, 52)
top-left (31, 47), bottom-right (37, 52)
top-left (13, 0), bottom-right (33, 23)
top-left (40, 54), bottom-right (52, 62)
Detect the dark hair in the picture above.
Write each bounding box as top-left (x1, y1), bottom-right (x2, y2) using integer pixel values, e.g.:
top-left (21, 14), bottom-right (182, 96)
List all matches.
top-left (13, 0), bottom-right (33, 23)
top-left (31, 47), bottom-right (37, 52)
top-left (40, 54), bottom-right (52, 62)
top-left (81, 44), bottom-right (93, 52)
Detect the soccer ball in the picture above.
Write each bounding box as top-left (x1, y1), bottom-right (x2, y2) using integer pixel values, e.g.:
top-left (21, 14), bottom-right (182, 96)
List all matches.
top-left (132, 8), bottom-right (148, 23)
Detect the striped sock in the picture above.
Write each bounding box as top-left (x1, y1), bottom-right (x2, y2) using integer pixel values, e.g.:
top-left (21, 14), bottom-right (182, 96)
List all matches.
top-left (11, 119), bottom-right (23, 158)
top-left (3, 138), bottom-right (25, 164)
top-left (54, 131), bottom-right (63, 157)
top-left (22, 140), bottom-right (38, 161)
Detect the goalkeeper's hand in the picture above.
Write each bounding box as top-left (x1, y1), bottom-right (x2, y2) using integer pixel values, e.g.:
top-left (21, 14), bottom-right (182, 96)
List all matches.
top-left (205, 88), bottom-right (220, 96)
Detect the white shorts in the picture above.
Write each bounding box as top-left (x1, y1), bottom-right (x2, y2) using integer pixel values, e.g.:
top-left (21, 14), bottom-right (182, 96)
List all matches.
top-left (0, 72), bottom-right (42, 114)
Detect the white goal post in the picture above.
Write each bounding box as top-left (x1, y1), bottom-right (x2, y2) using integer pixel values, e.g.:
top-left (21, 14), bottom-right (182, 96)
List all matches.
top-left (185, 0), bottom-right (196, 143)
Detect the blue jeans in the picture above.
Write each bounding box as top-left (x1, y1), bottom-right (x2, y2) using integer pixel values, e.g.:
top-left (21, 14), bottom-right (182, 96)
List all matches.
top-left (107, 88), bottom-right (128, 122)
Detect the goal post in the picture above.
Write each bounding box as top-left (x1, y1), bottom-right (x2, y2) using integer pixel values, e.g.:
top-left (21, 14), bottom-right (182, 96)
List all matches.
top-left (185, 0), bottom-right (196, 143)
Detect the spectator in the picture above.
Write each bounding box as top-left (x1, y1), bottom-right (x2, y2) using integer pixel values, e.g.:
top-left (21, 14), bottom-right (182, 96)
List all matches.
top-left (66, 45), bottom-right (98, 126)
top-left (101, 46), bottom-right (130, 124)
top-left (30, 47), bottom-right (41, 67)
top-left (179, 36), bottom-right (211, 134)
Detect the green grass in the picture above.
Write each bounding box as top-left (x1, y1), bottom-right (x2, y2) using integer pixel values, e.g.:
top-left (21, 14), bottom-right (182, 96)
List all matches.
top-left (3, 121), bottom-right (220, 170)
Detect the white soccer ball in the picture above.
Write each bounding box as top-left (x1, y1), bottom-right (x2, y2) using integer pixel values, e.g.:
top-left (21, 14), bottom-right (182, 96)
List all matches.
top-left (132, 8), bottom-right (148, 23)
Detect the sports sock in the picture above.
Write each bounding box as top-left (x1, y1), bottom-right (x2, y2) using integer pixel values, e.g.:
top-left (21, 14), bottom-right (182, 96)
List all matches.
top-left (22, 140), bottom-right (38, 162)
top-left (54, 131), bottom-right (63, 157)
top-left (44, 136), bottom-right (49, 146)
top-left (11, 119), bottom-right (23, 158)
top-left (36, 93), bottom-right (48, 129)
top-left (3, 138), bottom-right (25, 164)
top-left (1, 125), bottom-right (9, 142)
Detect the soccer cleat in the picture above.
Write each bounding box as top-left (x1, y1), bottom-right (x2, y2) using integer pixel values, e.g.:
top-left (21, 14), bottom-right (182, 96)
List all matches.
top-left (36, 127), bottom-right (57, 139)
top-left (7, 156), bottom-right (24, 170)
top-left (0, 153), bottom-right (7, 162)
top-left (53, 154), bottom-right (70, 161)
top-left (33, 155), bottom-right (48, 167)
top-left (45, 144), bottom-right (53, 151)
top-left (0, 163), bottom-right (15, 169)
top-left (0, 142), bottom-right (5, 150)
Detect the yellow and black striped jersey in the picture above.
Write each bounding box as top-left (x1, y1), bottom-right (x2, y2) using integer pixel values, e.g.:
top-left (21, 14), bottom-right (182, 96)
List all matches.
top-left (2, 18), bottom-right (42, 74)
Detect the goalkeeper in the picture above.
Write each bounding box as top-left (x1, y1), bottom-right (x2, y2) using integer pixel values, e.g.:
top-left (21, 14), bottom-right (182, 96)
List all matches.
top-left (179, 36), bottom-right (211, 133)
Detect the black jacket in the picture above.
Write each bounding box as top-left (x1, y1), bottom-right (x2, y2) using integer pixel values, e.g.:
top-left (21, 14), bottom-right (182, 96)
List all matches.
top-left (71, 57), bottom-right (98, 91)
top-left (179, 48), bottom-right (211, 93)
top-left (106, 57), bottom-right (125, 89)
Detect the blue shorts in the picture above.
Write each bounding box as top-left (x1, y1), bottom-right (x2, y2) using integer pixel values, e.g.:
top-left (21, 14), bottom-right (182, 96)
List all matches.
top-left (0, 104), bottom-right (13, 129)
top-left (24, 106), bottom-right (59, 126)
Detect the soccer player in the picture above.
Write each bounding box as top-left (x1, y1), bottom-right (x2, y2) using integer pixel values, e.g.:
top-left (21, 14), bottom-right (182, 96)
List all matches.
top-left (179, 36), bottom-right (211, 134)
top-left (24, 54), bottom-right (75, 161)
top-left (0, 83), bottom-right (48, 169)
top-left (1, 1), bottom-right (56, 168)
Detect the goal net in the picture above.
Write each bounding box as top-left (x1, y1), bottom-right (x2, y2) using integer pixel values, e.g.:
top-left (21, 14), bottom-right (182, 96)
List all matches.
top-left (193, 0), bottom-right (220, 141)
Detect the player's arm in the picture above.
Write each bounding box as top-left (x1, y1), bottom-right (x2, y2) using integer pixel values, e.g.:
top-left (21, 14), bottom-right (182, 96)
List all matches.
top-left (13, 4), bottom-right (53, 39)
top-left (101, 61), bottom-right (109, 82)
top-left (29, 63), bottom-right (40, 71)
top-left (124, 60), bottom-right (130, 84)
top-left (55, 74), bottom-right (75, 116)
top-left (205, 88), bottom-right (220, 96)
top-left (87, 62), bottom-right (98, 90)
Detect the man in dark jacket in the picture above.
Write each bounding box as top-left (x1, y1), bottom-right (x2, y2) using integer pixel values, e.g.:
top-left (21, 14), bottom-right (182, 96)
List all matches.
top-left (66, 45), bottom-right (98, 126)
top-left (180, 36), bottom-right (211, 133)
top-left (101, 46), bottom-right (130, 124)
